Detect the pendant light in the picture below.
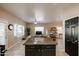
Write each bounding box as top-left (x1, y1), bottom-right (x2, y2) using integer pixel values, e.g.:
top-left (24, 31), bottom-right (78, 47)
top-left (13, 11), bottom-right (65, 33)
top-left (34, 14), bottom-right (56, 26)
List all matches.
top-left (34, 18), bottom-right (37, 24)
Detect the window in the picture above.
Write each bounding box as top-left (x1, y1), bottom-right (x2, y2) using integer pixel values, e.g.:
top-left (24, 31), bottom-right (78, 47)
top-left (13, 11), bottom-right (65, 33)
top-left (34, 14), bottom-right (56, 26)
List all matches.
top-left (14, 24), bottom-right (24, 37)
top-left (35, 27), bottom-right (44, 35)
top-left (0, 23), bottom-right (6, 45)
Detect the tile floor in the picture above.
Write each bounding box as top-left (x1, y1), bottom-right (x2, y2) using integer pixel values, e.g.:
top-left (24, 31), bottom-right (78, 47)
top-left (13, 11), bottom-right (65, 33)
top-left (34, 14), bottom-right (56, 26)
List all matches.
top-left (5, 38), bottom-right (68, 56)
top-left (56, 38), bottom-right (68, 56)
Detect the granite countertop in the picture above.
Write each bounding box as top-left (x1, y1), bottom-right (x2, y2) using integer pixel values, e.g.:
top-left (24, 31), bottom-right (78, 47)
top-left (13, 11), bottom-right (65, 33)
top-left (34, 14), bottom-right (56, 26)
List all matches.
top-left (23, 35), bottom-right (57, 45)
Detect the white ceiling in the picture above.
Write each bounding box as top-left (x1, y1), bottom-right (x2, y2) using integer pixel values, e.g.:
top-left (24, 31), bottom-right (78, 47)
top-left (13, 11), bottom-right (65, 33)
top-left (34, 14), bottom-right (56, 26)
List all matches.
top-left (0, 3), bottom-right (72, 23)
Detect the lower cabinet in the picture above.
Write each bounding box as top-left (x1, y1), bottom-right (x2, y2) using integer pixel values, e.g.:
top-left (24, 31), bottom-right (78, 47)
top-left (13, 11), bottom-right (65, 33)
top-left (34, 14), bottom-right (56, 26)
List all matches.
top-left (0, 45), bottom-right (5, 56)
top-left (65, 41), bottom-right (78, 56)
top-left (25, 45), bottom-right (56, 56)
top-left (25, 49), bottom-right (41, 56)
top-left (41, 48), bottom-right (55, 56)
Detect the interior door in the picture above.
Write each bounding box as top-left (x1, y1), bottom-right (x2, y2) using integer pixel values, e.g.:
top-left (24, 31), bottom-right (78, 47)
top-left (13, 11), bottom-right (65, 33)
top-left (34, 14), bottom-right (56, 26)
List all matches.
top-left (0, 20), bottom-right (8, 49)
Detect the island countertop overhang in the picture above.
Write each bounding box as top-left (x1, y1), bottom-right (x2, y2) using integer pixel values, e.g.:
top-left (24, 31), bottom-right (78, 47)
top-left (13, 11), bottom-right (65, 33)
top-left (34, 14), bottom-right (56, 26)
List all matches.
top-left (23, 35), bottom-right (57, 45)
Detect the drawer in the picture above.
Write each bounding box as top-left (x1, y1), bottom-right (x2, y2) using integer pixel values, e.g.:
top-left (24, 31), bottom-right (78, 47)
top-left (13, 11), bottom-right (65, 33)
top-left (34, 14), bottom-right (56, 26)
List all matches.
top-left (25, 45), bottom-right (35, 49)
top-left (41, 45), bottom-right (55, 49)
top-left (25, 45), bottom-right (41, 49)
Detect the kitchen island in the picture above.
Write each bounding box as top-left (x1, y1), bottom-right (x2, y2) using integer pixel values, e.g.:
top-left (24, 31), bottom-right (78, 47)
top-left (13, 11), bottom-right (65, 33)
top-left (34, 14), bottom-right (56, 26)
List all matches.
top-left (23, 35), bottom-right (57, 56)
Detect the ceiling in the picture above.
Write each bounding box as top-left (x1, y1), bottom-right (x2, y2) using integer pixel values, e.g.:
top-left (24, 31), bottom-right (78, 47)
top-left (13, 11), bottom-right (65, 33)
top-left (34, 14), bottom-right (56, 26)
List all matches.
top-left (0, 3), bottom-right (73, 23)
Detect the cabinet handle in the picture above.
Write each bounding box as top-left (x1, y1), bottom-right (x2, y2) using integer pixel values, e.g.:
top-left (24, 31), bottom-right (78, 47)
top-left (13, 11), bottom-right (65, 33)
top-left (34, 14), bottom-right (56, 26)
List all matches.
top-left (75, 40), bottom-right (77, 43)
top-left (46, 46), bottom-right (51, 49)
top-left (72, 40), bottom-right (77, 44)
top-left (72, 42), bottom-right (75, 44)
top-left (31, 46), bottom-right (35, 48)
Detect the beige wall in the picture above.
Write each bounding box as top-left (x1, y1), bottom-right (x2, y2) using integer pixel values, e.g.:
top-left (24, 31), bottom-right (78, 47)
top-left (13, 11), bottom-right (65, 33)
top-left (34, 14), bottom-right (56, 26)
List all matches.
top-left (0, 8), bottom-right (27, 49)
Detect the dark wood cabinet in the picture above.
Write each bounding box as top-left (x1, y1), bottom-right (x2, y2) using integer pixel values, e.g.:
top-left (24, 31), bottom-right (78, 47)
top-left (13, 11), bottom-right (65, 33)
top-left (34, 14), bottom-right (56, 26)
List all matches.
top-left (65, 17), bottom-right (78, 56)
top-left (25, 45), bottom-right (56, 56)
top-left (0, 45), bottom-right (5, 56)
top-left (41, 45), bottom-right (56, 56)
top-left (25, 45), bottom-right (41, 56)
top-left (24, 36), bottom-right (57, 56)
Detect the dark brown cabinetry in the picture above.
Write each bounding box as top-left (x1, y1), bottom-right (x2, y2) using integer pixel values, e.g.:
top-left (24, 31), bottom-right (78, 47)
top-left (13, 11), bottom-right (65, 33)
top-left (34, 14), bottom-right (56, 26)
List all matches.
top-left (0, 45), bottom-right (5, 56)
top-left (25, 45), bottom-right (56, 56)
top-left (65, 17), bottom-right (78, 56)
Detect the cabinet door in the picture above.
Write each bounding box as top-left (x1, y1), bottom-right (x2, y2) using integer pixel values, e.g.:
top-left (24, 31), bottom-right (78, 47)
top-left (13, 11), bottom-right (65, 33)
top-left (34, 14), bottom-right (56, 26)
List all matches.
top-left (0, 45), bottom-right (5, 56)
top-left (65, 17), bottom-right (78, 56)
top-left (41, 49), bottom-right (55, 56)
top-left (41, 45), bottom-right (56, 56)
top-left (25, 45), bottom-right (41, 56)
top-left (25, 48), bottom-right (41, 56)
